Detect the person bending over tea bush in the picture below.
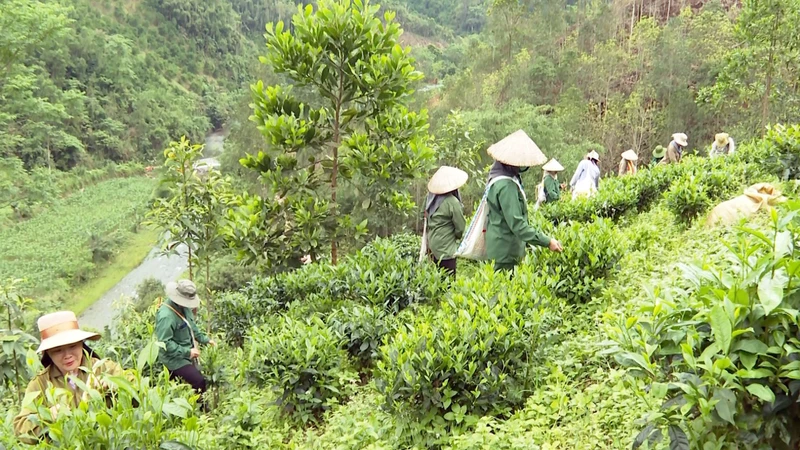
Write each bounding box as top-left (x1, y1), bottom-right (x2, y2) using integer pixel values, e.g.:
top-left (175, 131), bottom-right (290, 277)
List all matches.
top-left (155, 280), bottom-right (216, 401)
top-left (13, 311), bottom-right (129, 444)
top-left (484, 130), bottom-right (562, 273)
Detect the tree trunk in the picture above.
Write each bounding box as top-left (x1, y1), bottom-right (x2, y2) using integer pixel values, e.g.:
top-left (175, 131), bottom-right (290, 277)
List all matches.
top-left (761, 9), bottom-right (781, 132)
top-left (331, 64), bottom-right (343, 265)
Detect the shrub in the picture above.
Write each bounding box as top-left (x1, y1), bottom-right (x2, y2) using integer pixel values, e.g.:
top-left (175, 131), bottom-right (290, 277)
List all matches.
top-left (246, 315), bottom-right (356, 426)
top-left (376, 267), bottom-right (561, 445)
top-left (608, 203), bottom-right (800, 449)
top-left (134, 277), bottom-right (165, 313)
top-left (212, 292), bottom-right (272, 348)
top-left (359, 233), bottom-right (421, 261)
top-left (198, 253), bottom-right (264, 294)
top-left (328, 304), bottom-right (397, 371)
top-left (663, 174), bottom-right (711, 224)
top-left (241, 234), bottom-right (447, 314)
top-left (531, 217), bottom-right (627, 303)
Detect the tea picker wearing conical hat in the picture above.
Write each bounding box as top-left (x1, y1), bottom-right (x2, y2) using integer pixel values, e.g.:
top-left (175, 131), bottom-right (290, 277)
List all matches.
top-left (485, 130), bottom-right (563, 273)
top-left (542, 158), bottom-right (564, 203)
top-left (154, 279), bottom-right (215, 397)
top-left (660, 133), bottom-right (687, 165)
top-left (570, 150), bottom-right (601, 199)
top-left (710, 133), bottom-right (735, 157)
top-left (424, 166), bottom-right (468, 278)
top-left (13, 311), bottom-right (127, 443)
top-left (618, 149), bottom-right (638, 176)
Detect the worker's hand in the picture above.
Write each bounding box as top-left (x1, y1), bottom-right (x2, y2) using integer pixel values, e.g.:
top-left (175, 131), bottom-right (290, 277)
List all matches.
top-left (190, 348), bottom-right (201, 359)
top-left (548, 239), bottom-right (563, 253)
top-left (208, 340), bottom-right (217, 347)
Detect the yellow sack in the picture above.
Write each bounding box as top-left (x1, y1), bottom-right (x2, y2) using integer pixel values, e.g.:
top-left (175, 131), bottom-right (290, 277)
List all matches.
top-left (706, 183), bottom-right (786, 227)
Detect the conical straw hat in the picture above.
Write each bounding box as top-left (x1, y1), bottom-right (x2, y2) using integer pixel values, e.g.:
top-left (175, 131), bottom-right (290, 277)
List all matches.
top-left (621, 149), bottom-right (638, 161)
top-left (487, 130), bottom-right (547, 167)
top-left (427, 166), bottom-right (469, 194)
top-left (542, 158), bottom-right (564, 172)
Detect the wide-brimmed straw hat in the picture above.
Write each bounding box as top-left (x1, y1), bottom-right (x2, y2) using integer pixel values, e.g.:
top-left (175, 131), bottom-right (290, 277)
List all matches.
top-left (587, 150), bottom-right (600, 161)
top-left (621, 149), bottom-right (638, 161)
top-left (672, 133), bottom-right (688, 147)
top-left (427, 166), bottom-right (468, 194)
top-left (36, 311), bottom-right (100, 354)
top-left (166, 279), bottom-right (201, 309)
top-left (652, 145), bottom-right (666, 158)
top-left (542, 158), bottom-right (564, 172)
top-left (715, 133), bottom-right (730, 146)
top-left (487, 130), bottom-right (547, 167)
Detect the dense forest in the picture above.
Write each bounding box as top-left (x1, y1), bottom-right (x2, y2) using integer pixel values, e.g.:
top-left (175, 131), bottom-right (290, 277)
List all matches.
top-left (2, 0), bottom-right (800, 449)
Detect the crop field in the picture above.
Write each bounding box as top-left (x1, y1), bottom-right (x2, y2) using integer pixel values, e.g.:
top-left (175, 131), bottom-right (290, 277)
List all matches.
top-left (0, 177), bottom-right (156, 302)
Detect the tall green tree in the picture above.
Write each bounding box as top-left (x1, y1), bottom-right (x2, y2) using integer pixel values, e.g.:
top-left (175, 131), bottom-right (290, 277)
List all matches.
top-left (233, 0), bottom-right (433, 265)
top-left (699, 0), bottom-right (800, 135)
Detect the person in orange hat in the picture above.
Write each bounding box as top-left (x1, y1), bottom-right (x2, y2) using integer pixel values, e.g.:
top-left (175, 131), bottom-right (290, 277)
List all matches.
top-left (13, 311), bottom-right (126, 444)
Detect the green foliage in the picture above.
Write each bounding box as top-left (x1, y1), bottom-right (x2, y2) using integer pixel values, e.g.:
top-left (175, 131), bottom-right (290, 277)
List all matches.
top-left (236, 234), bottom-right (446, 315)
top-left (376, 266), bottom-right (562, 446)
top-left (246, 315), bottom-right (357, 426)
top-left (764, 124), bottom-right (800, 181)
top-left (328, 304), bottom-right (397, 371)
top-left (0, 280), bottom-right (39, 404)
top-left (231, 0), bottom-right (434, 265)
top-left (0, 177), bottom-right (154, 299)
top-left (663, 175), bottom-right (711, 224)
top-left (134, 277), bottom-right (165, 313)
top-left (21, 345), bottom-right (203, 448)
top-left (211, 292), bottom-right (272, 349)
top-left (531, 217), bottom-right (627, 303)
top-left (609, 203), bottom-right (800, 449)
top-left (0, 0), bottom-right (230, 170)
top-left (146, 137), bottom-right (233, 285)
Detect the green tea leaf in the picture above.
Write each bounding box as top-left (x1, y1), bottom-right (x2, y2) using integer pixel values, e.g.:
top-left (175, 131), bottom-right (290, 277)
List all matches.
top-left (709, 305), bottom-right (732, 354)
top-left (745, 384), bottom-right (776, 403)
top-left (757, 269), bottom-right (788, 315)
top-left (668, 425), bottom-right (689, 450)
top-left (712, 388), bottom-right (736, 425)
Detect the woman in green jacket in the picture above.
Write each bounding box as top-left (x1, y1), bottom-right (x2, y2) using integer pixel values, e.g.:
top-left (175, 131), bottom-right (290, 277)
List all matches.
top-left (542, 158), bottom-right (564, 203)
top-left (424, 166), bottom-right (468, 277)
top-left (155, 279), bottom-right (215, 395)
top-left (484, 130), bottom-right (563, 272)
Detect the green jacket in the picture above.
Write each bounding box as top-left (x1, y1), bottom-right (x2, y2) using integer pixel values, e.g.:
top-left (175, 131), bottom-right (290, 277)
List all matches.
top-left (427, 195), bottom-right (466, 261)
top-left (155, 300), bottom-right (209, 371)
top-left (543, 174), bottom-right (560, 203)
top-left (486, 178), bottom-right (551, 266)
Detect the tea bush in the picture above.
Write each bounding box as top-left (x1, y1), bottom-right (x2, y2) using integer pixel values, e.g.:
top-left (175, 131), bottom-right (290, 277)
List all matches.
top-left (238, 233), bottom-right (447, 315)
top-left (246, 315), bottom-right (357, 425)
top-left (531, 217), bottom-right (627, 303)
top-left (376, 266), bottom-right (562, 446)
top-left (540, 153), bottom-right (764, 226)
top-left (328, 303), bottom-right (397, 371)
top-left (609, 204), bottom-right (800, 449)
top-left (663, 174), bottom-right (712, 224)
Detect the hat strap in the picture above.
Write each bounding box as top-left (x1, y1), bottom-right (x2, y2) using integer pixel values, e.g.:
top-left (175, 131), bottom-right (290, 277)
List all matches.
top-left (40, 321), bottom-right (80, 340)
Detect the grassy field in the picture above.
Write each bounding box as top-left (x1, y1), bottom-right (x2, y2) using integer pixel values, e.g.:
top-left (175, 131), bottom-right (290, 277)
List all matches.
top-left (0, 177), bottom-right (156, 306)
top-left (64, 228), bottom-right (160, 314)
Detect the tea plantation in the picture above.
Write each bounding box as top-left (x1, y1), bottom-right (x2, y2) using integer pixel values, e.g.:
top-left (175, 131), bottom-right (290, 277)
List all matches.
top-left (0, 177), bottom-right (155, 304)
top-left (2, 129), bottom-right (799, 449)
